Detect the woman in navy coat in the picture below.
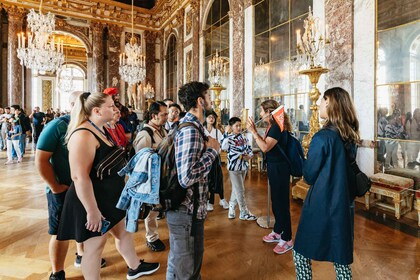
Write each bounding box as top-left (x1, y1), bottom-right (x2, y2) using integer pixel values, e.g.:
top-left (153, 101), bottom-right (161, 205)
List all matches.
top-left (293, 87), bottom-right (359, 280)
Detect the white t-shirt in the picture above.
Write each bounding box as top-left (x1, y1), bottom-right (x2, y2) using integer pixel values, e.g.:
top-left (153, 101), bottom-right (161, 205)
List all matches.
top-left (205, 127), bottom-right (223, 143)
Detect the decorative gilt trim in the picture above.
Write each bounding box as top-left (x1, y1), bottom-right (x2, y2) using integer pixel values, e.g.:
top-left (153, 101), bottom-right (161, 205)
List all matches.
top-left (190, 0), bottom-right (200, 14)
top-left (3, 4), bottom-right (26, 21)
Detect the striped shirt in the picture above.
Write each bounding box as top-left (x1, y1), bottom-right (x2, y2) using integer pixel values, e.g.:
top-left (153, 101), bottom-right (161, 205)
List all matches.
top-left (175, 112), bottom-right (218, 219)
top-left (221, 133), bottom-right (253, 171)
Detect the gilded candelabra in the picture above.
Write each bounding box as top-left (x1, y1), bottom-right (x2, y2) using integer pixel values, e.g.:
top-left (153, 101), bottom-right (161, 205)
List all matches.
top-left (208, 50), bottom-right (228, 121)
top-left (292, 7), bottom-right (330, 201)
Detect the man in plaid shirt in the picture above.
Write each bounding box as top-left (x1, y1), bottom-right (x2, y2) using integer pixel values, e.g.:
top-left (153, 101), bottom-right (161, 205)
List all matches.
top-left (166, 82), bottom-right (220, 280)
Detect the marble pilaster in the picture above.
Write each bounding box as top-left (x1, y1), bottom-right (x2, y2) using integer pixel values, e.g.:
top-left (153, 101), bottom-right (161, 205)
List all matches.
top-left (325, 0), bottom-right (354, 93)
top-left (107, 25), bottom-right (123, 88)
top-left (144, 31), bottom-right (157, 90)
top-left (91, 22), bottom-right (105, 93)
top-left (228, 1), bottom-right (245, 118)
top-left (6, 6), bottom-right (25, 106)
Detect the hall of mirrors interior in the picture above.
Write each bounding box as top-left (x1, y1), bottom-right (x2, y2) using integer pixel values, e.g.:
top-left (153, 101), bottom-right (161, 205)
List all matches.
top-left (0, 0), bottom-right (419, 246)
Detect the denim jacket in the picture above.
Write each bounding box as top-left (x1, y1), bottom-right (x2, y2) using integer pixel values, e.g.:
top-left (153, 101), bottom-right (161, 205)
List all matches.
top-left (116, 147), bottom-right (161, 232)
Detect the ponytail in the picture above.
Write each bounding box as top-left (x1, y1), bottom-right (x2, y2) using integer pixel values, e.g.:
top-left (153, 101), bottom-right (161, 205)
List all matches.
top-left (65, 92), bottom-right (109, 143)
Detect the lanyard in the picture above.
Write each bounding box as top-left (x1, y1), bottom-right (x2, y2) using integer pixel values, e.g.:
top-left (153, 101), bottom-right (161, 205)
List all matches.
top-left (88, 120), bottom-right (115, 145)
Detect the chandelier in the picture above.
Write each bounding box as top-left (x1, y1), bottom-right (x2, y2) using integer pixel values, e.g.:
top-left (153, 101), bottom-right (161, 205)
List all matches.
top-left (144, 82), bottom-right (155, 100)
top-left (16, 0), bottom-right (64, 73)
top-left (58, 66), bottom-right (74, 93)
top-left (208, 50), bottom-right (228, 87)
top-left (296, 6), bottom-right (329, 68)
top-left (119, 0), bottom-right (146, 85)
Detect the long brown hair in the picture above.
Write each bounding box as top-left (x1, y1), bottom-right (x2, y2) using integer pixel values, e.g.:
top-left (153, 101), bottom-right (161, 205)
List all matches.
top-left (323, 87), bottom-right (360, 143)
top-left (260, 99), bottom-right (292, 132)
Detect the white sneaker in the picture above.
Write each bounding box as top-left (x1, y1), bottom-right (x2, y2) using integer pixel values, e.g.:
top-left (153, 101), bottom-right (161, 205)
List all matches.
top-left (219, 199), bottom-right (229, 209)
top-left (239, 211), bottom-right (257, 221)
top-left (4, 160), bottom-right (14, 165)
top-left (206, 202), bottom-right (214, 212)
top-left (228, 202), bottom-right (236, 219)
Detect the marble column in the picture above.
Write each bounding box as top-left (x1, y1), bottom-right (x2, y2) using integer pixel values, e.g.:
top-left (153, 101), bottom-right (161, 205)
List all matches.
top-left (228, 2), bottom-right (245, 118)
top-left (191, 1), bottom-right (200, 81)
top-left (6, 6), bottom-right (26, 106)
top-left (107, 25), bottom-right (122, 88)
top-left (144, 31), bottom-right (157, 90)
top-left (91, 22), bottom-right (105, 93)
top-left (325, 0), bottom-right (354, 93)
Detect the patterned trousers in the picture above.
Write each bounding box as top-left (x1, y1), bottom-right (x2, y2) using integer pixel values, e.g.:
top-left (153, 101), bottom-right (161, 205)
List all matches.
top-left (293, 250), bottom-right (352, 280)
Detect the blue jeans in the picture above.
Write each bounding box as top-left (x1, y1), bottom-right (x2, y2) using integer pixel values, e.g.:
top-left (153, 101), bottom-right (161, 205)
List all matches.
top-left (12, 134), bottom-right (26, 158)
top-left (166, 206), bottom-right (204, 280)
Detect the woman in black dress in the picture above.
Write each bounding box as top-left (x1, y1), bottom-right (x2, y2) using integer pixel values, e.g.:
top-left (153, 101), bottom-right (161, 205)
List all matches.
top-left (57, 92), bottom-right (159, 280)
top-left (247, 100), bottom-right (294, 255)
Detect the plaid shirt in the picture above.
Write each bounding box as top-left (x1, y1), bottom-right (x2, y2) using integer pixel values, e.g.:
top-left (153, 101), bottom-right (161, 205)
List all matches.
top-left (175, 112), bottom-right (218, 219)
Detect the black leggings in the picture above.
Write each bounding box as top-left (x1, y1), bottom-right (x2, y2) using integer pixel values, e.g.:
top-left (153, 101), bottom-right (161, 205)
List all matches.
top-left (209, 190), bottom-right (224, 204)
top-left (267, 161), bottom-right (292, 241)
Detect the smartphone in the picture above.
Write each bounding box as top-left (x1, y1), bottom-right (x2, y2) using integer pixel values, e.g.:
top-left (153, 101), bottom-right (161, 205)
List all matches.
top-left (100, 220), bottom-right (111, 234)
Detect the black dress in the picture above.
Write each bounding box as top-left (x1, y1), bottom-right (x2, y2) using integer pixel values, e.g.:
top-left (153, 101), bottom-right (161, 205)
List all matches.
top-left (57, 128), bottom-right (125, 242)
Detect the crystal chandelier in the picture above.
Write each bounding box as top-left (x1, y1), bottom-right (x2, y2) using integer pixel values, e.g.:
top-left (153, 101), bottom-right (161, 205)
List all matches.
top-left (16, 0), bottom-right (64, 73)
top-left (296, 6), bottom-right (330, 69)
top-left (119, 0), bottom-right (146, 85)
top-left (58, 66), bottom-right (74, 93)
top-left (208, 50), bottom-right (228, 87)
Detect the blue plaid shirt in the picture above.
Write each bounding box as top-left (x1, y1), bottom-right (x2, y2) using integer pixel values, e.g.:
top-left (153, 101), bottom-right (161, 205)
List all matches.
top-left (175, 112), bottom-right (218, 219)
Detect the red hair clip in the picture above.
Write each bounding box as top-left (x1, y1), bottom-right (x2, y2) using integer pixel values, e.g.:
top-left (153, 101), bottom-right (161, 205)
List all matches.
top-left (103, 87), bottom-right (118, 95)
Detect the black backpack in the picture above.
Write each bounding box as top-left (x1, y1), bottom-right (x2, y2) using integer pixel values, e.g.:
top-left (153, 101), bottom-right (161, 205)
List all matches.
top-left (157, 122), bottom-right (207, 211)
top-left (276, 132), bottom-right (305, 177)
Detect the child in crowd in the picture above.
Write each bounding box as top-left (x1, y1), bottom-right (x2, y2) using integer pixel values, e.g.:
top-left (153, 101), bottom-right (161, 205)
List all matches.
top-left (221, 117), bottom-right (257, 221)
top-left (5, 118), bottom-right (22, 164)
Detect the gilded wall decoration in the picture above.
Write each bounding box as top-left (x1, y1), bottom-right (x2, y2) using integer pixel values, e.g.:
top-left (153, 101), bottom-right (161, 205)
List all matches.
top-left (185, 9), bottom-right (193, 37)
top-left (186, 50), bottom-right (193, 83)
top-left (42, 80), bottom-right (53, 111)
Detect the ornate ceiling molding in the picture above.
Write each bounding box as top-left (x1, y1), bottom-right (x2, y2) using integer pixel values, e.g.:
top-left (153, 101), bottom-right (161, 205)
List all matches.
top-left (1, 0), bottom-right (194, 32)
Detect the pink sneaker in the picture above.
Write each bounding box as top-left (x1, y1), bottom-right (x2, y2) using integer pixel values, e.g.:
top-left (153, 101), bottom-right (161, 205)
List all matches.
top-left (273, 240), bottom-right (293, 254)
top-left (262, 232), bottom-right (281, 243)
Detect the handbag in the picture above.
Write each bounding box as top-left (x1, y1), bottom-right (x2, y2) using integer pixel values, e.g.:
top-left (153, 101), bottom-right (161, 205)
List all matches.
top-left (94, 146), bottom-right (127, 180)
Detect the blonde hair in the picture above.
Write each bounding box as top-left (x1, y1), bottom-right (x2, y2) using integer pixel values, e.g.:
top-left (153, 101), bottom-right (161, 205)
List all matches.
top-left (66, 92), bottom-right (110, 142)
top-left (260, 99), bottom-right (292, 132)
top-left (323, 87), bottom-right (360, 143)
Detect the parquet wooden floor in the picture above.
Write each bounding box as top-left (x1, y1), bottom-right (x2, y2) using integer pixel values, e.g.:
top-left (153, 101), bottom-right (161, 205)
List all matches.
top-left (0, 149), bottom-right (419, 279)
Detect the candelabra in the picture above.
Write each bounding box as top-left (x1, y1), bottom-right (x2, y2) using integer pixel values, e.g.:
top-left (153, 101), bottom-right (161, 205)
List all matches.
top-left (208, 50), bottom-right (228, 120)
top-left (119, 0), bottom-right (146, 85)
top-left (296, 6), bottom-right (330, 69)
top-left (292, 7), bottom-right (330, 202)
top-left (17, 0), bottom-right (64, 73)
top-left (144, 82), bottom-right (155, 109)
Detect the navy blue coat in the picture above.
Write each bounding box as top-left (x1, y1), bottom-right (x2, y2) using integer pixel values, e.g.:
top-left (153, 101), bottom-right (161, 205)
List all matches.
top-left (294, 128), bottom-right (355, 265)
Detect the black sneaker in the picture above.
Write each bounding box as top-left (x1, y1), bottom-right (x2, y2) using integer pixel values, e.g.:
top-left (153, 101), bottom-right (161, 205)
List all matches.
top-left (127, 260), bottom-right (160, 280)
top-left (146, 239), bottom-right (166, 252)
top-left (49, 270), bottom-right (65, 280)
top-left (74, 253), bottom-right (107, 268)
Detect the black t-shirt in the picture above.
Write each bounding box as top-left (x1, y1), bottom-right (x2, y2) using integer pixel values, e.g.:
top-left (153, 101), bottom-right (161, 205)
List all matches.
top-left (33, 112), bottom-right (46, 126)
top-left (265, 123), bottom-right (288, 163)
